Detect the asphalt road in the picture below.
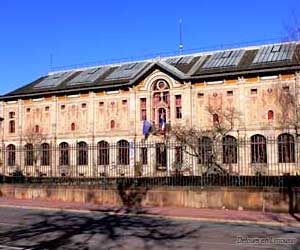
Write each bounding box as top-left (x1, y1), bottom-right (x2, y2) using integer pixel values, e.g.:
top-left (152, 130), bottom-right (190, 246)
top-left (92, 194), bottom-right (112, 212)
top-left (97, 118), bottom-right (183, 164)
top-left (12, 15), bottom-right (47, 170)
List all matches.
top-left (0, 207), bottom-right (299, 250)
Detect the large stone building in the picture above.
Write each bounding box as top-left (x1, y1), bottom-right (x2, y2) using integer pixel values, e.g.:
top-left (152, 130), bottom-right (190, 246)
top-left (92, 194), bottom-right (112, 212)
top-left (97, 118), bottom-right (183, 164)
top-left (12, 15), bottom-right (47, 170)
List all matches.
top-left (0, 42), bottom-right (300, 177)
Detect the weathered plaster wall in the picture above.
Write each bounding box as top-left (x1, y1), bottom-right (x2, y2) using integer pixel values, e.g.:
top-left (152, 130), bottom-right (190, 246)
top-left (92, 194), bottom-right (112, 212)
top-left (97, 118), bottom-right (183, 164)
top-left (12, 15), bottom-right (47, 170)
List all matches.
top-left (0, 184), bottom-right (299, 213)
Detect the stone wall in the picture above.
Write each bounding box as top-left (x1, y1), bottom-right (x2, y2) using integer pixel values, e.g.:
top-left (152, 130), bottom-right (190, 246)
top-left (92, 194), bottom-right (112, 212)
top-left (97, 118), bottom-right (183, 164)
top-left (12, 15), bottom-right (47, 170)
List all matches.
top-left (0, 184), bottom-right (299, 213)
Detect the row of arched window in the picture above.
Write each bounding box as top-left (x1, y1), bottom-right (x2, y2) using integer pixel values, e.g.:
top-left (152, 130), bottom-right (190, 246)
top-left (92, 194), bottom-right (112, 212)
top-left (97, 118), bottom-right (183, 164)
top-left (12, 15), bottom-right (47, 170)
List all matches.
top-left (6, 140), bottom-right (130, 167)
top-left (5, 133), bottom-right (296, 167)
top-left (199, 133), bottom-right (295, 164)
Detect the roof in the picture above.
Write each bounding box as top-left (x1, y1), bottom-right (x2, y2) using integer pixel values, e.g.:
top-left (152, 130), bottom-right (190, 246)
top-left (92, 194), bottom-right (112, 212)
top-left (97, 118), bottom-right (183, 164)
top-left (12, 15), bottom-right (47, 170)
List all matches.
top-left (1, 41), bottom-right (300, 101)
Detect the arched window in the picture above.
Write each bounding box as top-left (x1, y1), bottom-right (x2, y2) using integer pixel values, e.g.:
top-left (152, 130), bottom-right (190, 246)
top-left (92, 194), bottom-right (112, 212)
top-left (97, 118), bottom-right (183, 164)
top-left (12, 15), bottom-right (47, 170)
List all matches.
top-left (24, 144), bottom-right (34, 166)
top-left (9, 120), bottom-right (15, 133)
top-left (156, 143), bottom-right (167, 167)
top-left (251, 135), bottom-right (267, 164)
top-left (110, 120), bottom-right (115, 129)
top-left (117, 140), bottom-right (129, 165)
top-left (7, 144), bottom-right (16, 166)
top-left (278, 133), bottom-right (295, 163)
top-left (71, 123), bottom-right (76, 131)
top-left (41, 143), bottom-right (50, 166)
top-left (213, 114), bottom-right (219, 123)
top-left (198, 137), bottom-right (212, 164)
top-left (267, 110), bottom-right (274, 121)
top-left (223, 135), bottom-right (237, 164)
top-left (97, 141), bottom-right (109, 165)
top-left (77, 141), bottom-right (88, 166)
top-left (59, 142), bottom-right (69, 166)
top-left (35, 125), bottom-right (40, 133)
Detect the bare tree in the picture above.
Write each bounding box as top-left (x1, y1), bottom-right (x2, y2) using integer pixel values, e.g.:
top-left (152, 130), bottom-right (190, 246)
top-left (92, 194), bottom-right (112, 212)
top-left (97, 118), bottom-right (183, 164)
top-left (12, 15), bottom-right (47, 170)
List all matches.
top-left (284, 12), bottom-right (300, 63)
top-left (23, 127), bottom-right (47, 176)
top-left (277, 87), bottom-right (298, 129)
top-left (285, 12), bottom-right (300, 42)
top-left (168, 106), bottom-right (241, 175)
top-left (23, 127), bottom-right (46, 147)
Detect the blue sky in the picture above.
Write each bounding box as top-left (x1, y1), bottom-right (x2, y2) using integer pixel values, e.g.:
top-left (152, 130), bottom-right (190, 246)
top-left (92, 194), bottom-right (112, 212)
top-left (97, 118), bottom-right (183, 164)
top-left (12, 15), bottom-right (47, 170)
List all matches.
top-left (0, 0), bottom-right (299, 95)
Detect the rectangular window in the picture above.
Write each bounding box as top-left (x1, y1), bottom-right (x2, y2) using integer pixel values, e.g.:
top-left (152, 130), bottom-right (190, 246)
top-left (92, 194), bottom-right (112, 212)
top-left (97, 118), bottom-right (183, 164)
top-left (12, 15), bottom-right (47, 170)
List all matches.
top-left (163, 92), bottom-right (169, 104)
top-left (251, 89), bottom-right (257, 95)
top-left (175, 95), bottom-right (182, 119)
top-left (198, 93), bottom-right (204, 98)
top-left (283, 86), bottom-right (289, 92)
top-left (227, 90), bottom-right (233, 96)
top-left (9, 120), bottom-right (15, 133)
top-left (176, 107), bottom-right (182, 119)
top-left (140, 98), bottom-right (147, 120)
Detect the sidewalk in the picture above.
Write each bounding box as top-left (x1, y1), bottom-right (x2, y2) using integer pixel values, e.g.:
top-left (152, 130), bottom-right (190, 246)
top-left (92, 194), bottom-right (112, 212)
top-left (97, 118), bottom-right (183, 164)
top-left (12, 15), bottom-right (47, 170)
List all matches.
top-left (0, 197), bottom-right (299, 227)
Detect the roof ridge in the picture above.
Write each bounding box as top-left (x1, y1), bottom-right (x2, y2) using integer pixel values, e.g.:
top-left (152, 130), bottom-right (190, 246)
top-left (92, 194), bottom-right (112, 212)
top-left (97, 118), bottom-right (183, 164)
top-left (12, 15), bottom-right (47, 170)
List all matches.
top-left (49, 41), bottom-right (300, 75)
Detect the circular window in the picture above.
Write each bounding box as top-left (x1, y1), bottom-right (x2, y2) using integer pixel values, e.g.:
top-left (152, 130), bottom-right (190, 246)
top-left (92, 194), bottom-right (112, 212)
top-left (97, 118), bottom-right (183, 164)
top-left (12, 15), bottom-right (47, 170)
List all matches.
top-left (155, 80), bottom-right (169, 91)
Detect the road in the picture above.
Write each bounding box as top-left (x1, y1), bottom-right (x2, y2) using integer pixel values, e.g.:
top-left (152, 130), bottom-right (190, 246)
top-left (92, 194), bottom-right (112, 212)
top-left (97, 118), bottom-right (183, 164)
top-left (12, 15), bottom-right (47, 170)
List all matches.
top-left (0, 207), bottom-right (299, 250)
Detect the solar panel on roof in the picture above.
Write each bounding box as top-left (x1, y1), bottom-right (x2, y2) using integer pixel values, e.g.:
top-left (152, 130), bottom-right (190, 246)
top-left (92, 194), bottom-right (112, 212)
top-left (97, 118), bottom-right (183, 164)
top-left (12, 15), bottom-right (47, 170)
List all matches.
top-left (166, 56), bottom-right (194, 65)
top-left (178, 56), bottom-right (194, 64)
top-left (106, 62), bottom-right (147, 80)
top-left (166, 57), bottom-right (181, 64)
top-left (121, 63), bottom-right (137, 70)
top-left (202, 49), bottom-right (245, 69)
top-left (88, 68), bottom-right (100, 74)
top-left (222, 51), bottom-right (232, 58)
top-left (253, 43), bottom-right (296, 64)
top-left (272, 45), bottom-right (281, 52)
top-left (34, 71), bottom-right (75, 89)
top-left (68, 67), bottom-right (109, 86)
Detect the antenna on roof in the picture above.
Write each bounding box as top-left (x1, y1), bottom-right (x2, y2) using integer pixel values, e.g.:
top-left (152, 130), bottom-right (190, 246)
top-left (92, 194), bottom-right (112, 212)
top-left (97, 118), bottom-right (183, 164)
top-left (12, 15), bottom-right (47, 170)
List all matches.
top-left (179, 18), bottom-right (183, 54)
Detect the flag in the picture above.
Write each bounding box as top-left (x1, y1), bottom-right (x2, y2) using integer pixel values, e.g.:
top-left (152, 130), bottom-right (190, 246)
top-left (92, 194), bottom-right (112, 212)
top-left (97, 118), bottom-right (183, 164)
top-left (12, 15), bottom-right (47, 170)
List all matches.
top-left (142, 120), bottom-right (152, 139)
top-left (159, 112), bottom-right (166, 135)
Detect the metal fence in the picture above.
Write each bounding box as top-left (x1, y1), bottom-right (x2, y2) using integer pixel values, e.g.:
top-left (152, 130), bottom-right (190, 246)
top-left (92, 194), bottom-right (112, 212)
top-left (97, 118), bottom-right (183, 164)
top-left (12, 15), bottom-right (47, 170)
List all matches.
top-left (1, 137), bottom-right (300, 187)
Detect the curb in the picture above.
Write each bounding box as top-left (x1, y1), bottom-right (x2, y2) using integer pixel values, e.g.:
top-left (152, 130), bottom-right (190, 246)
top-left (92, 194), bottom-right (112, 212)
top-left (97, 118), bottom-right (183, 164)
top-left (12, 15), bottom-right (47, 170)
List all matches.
top-left (0, 204), bottom-right (299, 228)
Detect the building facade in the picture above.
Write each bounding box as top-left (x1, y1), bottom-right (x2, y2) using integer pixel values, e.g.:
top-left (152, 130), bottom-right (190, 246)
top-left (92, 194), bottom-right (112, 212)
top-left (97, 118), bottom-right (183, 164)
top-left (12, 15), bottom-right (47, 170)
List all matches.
top-left (0, 42), bottom-right (300, 177)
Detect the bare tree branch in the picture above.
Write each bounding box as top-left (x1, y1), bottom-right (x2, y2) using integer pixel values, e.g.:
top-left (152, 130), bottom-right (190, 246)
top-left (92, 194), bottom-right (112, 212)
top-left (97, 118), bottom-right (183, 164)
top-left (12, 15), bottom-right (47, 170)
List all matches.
top-left (276, 86), bottom-right (299, 131)
top-left (23, 127), bottom-right (46, 147)
top-left (284, 11), bottom-right (300, 63)
top-left (23, 127), bottom-right (47, 176)
top-left (168, 106), bottom-right (241, 175)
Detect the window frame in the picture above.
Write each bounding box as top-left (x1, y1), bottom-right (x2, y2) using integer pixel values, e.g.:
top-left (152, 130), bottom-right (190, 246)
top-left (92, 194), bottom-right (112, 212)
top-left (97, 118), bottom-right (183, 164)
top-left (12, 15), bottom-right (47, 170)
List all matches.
top-left (222, 135), bottom-right (237, 164)
top-left (59, 142), bottom-right (69, 166)
top-left (41, 143), bottom-right (50, 166)
top-left (97, 141), bottom-right (110, 165)
top-left (278, 133), bottom-right (295, 163)
top-left (117, 140), bottom-right (129, 165)
top-left (251, 134), bottom-right (267, 164)
top-left (7, 144), bottom-right (16, 166)
top-left (77, 141), bottom-right (88, 166)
